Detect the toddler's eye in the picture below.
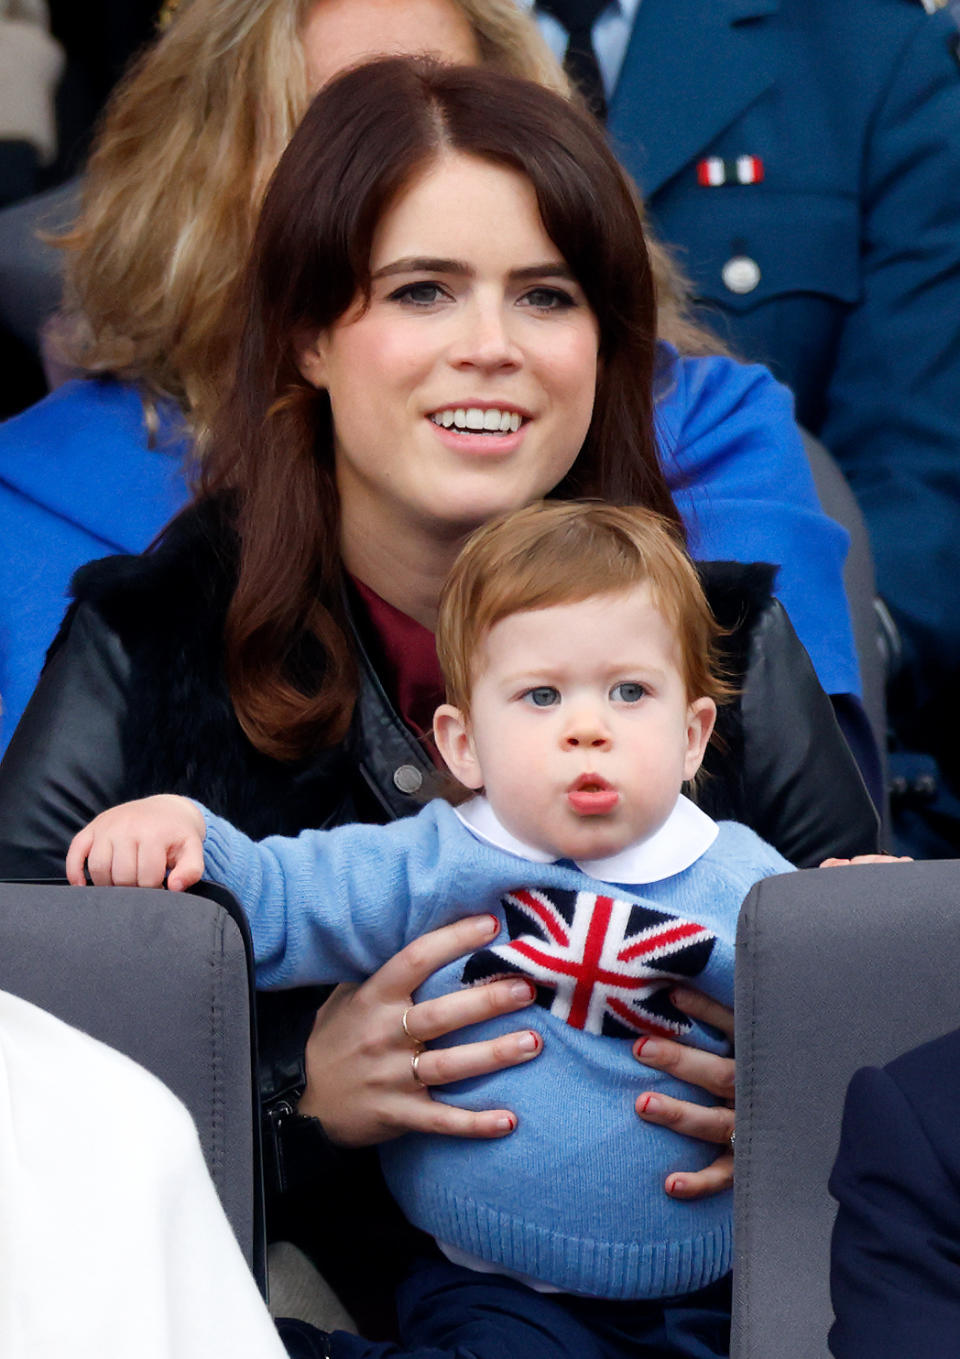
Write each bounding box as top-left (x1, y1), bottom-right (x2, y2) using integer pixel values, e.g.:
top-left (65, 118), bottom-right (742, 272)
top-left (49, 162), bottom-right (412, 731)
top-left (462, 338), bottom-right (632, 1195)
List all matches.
top-left (522, 686), bottom-right (560, 707)
top-left (611, 682), bottom-right (645, 704)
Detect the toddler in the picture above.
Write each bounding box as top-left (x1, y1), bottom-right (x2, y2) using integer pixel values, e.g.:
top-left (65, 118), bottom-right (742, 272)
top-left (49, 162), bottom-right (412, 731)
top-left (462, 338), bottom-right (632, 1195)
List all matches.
top-left (70, 502), bottom-right (795, 1347)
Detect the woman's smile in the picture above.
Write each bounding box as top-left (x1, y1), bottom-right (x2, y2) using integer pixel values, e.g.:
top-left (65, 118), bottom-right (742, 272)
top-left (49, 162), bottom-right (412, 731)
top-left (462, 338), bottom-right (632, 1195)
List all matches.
top-left (427, 402), bottom-right (530, 454)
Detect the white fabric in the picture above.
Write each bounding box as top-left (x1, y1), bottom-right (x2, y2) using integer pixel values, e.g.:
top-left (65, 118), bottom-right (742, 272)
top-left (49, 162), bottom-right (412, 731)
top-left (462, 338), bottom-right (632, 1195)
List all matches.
top-left (0, 989), bottom-right (286, 1359)
top-left (454, 792), bottom-right (718, 883)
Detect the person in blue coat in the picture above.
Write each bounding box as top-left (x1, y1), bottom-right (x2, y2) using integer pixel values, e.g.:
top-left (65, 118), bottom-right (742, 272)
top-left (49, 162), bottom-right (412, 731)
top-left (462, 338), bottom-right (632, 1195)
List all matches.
top-left (0, 343), bottom-right (859, 761)
top-left (530, 0), bottom-right (960, 848)
top-left (829, 1027), bottom-right (960, 1357)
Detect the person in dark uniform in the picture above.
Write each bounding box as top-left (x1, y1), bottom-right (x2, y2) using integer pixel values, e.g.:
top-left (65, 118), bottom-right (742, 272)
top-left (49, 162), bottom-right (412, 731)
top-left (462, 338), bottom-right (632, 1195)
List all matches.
top-left (829, 1028), bottom-right (960, 1357)
top-left (528, 0), bottom-right (960, 854)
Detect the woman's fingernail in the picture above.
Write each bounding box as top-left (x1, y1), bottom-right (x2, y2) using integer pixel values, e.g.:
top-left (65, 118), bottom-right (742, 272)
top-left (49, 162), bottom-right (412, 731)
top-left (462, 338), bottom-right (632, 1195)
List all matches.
top-left (636, 1038), bottom-right (661, 1060)
top-left (518, 1030), bottom-right (540, 1053)
top-left (509, 980), bottom-right (536, 1002)
top-left (481, 915), bottom-right (499, 936)
top-left (667, 1176), bottom-right (685, 1196)
top-left (671, 988), bottom-right (692, 1006)
top-left (639, 1094), bottom-right (661, 1116)
top-left (496, 1114), bottom-right (516, 1132)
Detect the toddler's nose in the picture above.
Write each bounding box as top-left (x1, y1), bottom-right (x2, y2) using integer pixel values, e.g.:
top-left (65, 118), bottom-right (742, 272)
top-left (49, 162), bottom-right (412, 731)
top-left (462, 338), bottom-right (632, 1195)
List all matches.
top-left (562, 711), bottom-right (611, 750)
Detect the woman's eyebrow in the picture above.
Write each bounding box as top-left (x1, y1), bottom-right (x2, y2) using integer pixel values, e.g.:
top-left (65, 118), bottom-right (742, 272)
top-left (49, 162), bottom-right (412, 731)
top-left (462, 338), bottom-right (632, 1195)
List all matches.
top-left (509, 263), bottom-right (575, 283)
top-left (372, 257), bottom-right (468, 279)
top-left (371, 258), bottom-right (574, 281)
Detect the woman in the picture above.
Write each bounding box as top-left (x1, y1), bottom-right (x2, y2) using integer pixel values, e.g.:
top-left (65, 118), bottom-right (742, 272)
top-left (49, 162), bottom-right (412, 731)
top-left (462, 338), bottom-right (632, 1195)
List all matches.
top-left (0, 0), bottom-right (860, 752)
top-left (0, 57), bottom-right (877, 1348)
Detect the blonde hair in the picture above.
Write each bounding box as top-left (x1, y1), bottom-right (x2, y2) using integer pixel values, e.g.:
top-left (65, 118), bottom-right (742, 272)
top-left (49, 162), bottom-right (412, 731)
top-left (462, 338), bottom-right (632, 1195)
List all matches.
top-left (56, 0), bottom-right (716, 445)
top-left (437, 501), bottom-right (734, 717)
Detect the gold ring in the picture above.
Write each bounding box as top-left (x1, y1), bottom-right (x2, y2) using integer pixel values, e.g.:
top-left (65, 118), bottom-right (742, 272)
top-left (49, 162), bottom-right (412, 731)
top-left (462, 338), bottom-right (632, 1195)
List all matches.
top-left (401, 1006), bottom-right (419, 1045)
top-left (728, 1128), bottom-right (736, 1154)
top-left (411, 1050), bottom-right (427, 1088)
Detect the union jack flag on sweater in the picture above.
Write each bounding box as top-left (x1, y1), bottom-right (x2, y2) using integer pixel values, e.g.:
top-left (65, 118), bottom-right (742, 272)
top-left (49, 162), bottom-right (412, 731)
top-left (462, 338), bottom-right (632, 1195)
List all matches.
top-left (462, 886), bottom-right (716, 1040)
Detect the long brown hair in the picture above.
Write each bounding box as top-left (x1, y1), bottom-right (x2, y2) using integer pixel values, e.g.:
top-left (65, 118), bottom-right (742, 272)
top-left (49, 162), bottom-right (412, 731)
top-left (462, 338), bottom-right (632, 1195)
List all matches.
top-left (200, 57), bottom-right (680, 761)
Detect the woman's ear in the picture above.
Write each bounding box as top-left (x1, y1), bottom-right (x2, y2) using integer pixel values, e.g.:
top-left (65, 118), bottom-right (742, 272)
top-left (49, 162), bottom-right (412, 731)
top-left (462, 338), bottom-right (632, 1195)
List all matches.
top-left (682, 697), bottom-right (717, 781)
top-left (434, 704), bottom-right (483, 789)
top-left (295, 331), bottom-right (328, 390)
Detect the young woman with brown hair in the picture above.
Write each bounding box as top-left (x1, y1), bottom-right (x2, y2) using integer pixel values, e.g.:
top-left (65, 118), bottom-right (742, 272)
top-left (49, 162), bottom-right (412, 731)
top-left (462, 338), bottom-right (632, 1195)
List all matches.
top-left (0, 0), bottom-right (861, 753)
top-left (0, 56), bottom-right (877, 1347)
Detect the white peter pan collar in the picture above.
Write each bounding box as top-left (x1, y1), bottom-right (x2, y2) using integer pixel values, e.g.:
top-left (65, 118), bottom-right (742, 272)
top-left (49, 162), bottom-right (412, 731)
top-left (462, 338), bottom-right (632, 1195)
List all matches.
top-left (453, 793), bottom-right (718, 885)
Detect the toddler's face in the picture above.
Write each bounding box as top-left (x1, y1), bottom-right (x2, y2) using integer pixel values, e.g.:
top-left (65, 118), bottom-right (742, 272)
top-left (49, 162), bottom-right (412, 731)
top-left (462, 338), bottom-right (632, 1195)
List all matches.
top-left (435, 585), bottom-right (716, 863)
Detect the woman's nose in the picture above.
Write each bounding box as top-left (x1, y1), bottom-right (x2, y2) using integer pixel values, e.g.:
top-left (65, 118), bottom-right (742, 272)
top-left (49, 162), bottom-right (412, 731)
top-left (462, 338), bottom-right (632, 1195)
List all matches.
top-left (449, 299), bottom-right (521, 372)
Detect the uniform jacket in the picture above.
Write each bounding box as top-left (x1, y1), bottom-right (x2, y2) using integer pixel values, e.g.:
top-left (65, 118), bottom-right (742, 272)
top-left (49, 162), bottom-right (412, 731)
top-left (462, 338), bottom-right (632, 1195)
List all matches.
top-left (199, 795), bottom-right (792, 1299)
top-left (829, 1028), bottom-right (960, 1357)
top-left (605, 0), bottom-right (960, 749)
top-left (0, 347), bottom-right (858, 751)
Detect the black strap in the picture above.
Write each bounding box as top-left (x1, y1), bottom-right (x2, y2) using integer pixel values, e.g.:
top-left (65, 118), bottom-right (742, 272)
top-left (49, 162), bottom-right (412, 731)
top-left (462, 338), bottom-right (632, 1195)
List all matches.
top-left (537, 0), bottom-right (609, 120)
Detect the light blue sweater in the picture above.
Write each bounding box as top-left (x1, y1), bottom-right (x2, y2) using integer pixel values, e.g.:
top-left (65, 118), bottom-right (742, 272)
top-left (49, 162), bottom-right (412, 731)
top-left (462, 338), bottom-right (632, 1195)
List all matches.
top-left (200, 797), bottom-right (792, 1299)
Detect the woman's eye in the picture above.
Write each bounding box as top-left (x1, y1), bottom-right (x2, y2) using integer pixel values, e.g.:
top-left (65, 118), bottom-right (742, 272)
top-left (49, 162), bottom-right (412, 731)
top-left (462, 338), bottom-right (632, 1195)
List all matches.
top-left (522, 686), bottom-right (560, 707)
top-left (519, 286), bottom-right (577, 311)
top-left (611, 682), bottom-right (646, 704)
top-left (388, 282), bottom-right (447, 306)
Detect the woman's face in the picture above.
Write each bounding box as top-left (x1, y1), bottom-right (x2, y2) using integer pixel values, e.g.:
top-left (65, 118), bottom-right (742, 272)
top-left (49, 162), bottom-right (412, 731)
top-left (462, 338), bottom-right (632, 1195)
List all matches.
top-left (298, 153), bottom-right (601, 550)
top-left (302, 0), bottom-right (480, 91)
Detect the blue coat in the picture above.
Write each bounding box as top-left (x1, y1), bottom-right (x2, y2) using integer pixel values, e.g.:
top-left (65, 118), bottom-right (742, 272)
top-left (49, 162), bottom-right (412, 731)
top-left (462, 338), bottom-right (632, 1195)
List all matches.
top-left (0, 349), bottom-right (857, 751)
top-left (829, 1028), bottom-right (960, 1356)
top-left (607, 0), bottom-right (960, 724)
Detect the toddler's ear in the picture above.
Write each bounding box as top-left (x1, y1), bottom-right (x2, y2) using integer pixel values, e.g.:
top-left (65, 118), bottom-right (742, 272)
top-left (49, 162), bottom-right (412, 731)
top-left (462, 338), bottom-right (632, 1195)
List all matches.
top-left (682, 696), bottom-right (717, 781)
top-left (434, 704), bottom-right (483, 789)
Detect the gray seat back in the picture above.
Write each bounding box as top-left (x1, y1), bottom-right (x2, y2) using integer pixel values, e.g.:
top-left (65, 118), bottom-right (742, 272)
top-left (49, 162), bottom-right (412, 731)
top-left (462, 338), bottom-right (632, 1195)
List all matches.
top-left (0, 880), bottom-right (264, 1284)
top-left (732, 862), bottom-right (960, 1358)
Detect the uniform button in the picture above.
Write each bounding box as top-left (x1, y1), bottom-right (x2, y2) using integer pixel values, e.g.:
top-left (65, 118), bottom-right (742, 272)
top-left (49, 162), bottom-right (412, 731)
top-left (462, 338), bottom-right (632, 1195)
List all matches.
top-left (722, 255), bottom-right (761, 295)
top-left (393, 764), bottom-right (423, 795)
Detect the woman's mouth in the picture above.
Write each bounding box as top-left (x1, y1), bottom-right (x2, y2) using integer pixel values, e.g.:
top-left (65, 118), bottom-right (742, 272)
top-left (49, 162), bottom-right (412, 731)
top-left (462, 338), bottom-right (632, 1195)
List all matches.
top-left (567, 774), bottom-right (619, 816)
top-left (429, 405), bottom-right (525, 434)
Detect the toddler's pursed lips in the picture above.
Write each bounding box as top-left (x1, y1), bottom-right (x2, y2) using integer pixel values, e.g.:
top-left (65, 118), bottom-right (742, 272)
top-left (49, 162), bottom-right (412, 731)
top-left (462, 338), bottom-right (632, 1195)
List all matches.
top-left (568, 773), bottom-right (614, 793)
top-left (566, 773), bottom-right (619, 816)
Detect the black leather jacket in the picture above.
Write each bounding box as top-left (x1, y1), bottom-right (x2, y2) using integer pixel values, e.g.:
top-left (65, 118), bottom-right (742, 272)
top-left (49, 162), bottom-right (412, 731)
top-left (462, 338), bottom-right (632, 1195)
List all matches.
top-left (0, 503), bottom-right (877, 1297)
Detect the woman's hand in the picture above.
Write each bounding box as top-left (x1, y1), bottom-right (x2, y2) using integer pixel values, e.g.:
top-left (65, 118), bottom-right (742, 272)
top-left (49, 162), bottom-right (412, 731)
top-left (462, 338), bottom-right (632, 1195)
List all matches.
top-left (633, 987), bottom-right (735, 1200)
top-left (66, 794), bottom-right (206, 890)
top-left (819, 854), bottom-right (912, 867)
top-left (297, 913), bottom-right (541, 1146)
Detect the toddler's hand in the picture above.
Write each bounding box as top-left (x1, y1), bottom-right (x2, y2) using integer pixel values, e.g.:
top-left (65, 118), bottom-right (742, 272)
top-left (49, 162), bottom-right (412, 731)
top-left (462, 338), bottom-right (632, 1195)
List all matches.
top-left (818, 854), bottom-right (913, 868)
top-left (66, 795), bottom-right (206, 891)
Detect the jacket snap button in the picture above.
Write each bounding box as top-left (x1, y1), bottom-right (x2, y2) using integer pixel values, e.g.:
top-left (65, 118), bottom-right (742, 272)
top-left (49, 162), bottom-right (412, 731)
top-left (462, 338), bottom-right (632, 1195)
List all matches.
top-left (721, 255), bottom-right (761, 294)
top-left (393, 764), bottom-right (423, 794)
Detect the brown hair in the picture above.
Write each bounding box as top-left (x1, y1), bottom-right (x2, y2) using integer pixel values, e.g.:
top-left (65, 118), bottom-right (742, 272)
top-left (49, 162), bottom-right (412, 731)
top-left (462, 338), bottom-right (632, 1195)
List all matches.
top-left (199, 56), bottom-right (679, 761)
top-left (437, 501), bottom-right (733, 718)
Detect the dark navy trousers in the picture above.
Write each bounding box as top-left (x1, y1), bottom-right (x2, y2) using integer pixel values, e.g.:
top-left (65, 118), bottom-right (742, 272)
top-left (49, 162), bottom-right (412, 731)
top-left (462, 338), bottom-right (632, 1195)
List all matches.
top-left (279, 1256), bottom-right (731, 1359)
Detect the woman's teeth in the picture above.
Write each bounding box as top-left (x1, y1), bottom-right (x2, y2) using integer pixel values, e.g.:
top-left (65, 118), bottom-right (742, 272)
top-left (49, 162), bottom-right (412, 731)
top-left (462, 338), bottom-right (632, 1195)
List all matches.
top-left (430, 407), bottom-right (523, 433)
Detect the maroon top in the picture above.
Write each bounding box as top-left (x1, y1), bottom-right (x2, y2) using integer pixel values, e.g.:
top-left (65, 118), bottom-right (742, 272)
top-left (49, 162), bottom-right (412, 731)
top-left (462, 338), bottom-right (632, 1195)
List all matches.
top-left (352, 577), bottom-right (446, 765)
